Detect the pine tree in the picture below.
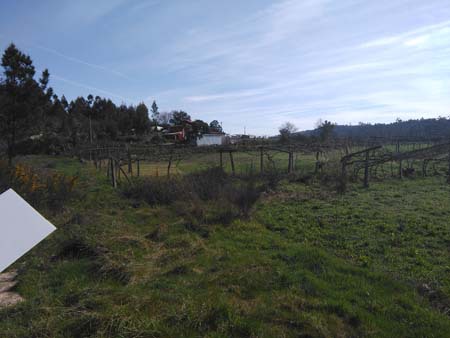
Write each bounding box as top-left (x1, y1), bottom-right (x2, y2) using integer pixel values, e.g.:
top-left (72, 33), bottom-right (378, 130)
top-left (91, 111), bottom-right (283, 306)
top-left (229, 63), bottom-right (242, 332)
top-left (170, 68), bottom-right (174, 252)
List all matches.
top-left (0, 43), bottom-right (45, 164)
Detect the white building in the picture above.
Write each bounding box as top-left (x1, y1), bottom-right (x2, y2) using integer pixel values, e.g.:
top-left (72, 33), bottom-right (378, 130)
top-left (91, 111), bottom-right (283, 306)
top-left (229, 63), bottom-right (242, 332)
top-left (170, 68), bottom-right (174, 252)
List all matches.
top-left (196, 134), bottom-right (227, 146)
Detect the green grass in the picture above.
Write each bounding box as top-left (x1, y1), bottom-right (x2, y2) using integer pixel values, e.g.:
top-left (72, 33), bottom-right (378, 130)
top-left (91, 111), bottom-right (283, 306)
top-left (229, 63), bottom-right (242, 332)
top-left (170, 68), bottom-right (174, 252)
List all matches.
top-left (127, 151), bottom-right (323, 177)
top-left (256, 178), bottom-right (450, 294)
top-left (1, 155), bottom-right (450, 337)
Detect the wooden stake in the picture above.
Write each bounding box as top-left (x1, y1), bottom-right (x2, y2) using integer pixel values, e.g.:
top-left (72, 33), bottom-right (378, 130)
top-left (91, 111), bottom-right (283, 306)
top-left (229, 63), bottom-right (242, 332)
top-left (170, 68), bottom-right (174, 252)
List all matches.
top-left (447, 146), bottom-right (450, 183)
top-left (341, 161), bottom-right (347, 178)
top-left (167, 154), bottom-right (173, 177)
top-left (127, 147), bottom-right (132, 174)
top-left (229, 151), bottom-right (235, 175)
top-left (111, 158), bottom-right (117, 188)
top-left (314, 151), bottom-right (320, 174)
top-left (288, 152), bottom-right (293, 173)
top-left (260, 147), bottom-right (264, 174)
top-left (363, 150), bottom-right (369, 188)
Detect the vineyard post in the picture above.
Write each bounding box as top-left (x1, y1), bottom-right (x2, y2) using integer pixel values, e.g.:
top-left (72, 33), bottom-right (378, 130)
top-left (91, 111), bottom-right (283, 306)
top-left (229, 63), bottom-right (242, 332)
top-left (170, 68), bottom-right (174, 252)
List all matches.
top-left (314, 151), bottom-right (320, 174)
top-left (107, 158), bottom-right (110, 178)
top-left (288, 151), bottom-right (294, 174)
top-left (110, 158), bottom-right (117, 188)
top-left (260, 147), bottom-right (264, 174)
top-left (229, 151), bottom-right (235, 175)
top-left (447, 145), bottom-right (450, 183)
top-left (167, 155), bottom-right (173, 178)
top-left (341, 160), bottom-right (347, 178)
top-left (363, 150), bottom-right (369, 188)
top-left (93, 150), bottom-right (98, 169)
top-left (127, 146), bottom-right (132, 175)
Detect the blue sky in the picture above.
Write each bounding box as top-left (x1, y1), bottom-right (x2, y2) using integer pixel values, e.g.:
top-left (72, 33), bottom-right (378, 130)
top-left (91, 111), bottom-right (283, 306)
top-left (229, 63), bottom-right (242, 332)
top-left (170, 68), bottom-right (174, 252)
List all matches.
top-left (1, 0), bottom-right (449, 135)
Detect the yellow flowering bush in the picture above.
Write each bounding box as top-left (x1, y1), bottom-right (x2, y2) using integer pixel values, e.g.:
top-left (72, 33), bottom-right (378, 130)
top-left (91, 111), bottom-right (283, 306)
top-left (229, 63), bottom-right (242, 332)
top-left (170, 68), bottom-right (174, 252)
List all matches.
top-left (0, 160), bottom-right (77, 211)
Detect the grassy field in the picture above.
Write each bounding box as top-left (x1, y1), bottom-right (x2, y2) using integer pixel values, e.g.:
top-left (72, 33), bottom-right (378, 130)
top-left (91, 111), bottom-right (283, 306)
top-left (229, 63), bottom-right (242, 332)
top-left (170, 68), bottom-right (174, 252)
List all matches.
top-left (121, 142), bottom-right (436, 178)
top-left (127, 150), bottom-right (333, 177)
top-left (1, 155), bottom-right (450, 337)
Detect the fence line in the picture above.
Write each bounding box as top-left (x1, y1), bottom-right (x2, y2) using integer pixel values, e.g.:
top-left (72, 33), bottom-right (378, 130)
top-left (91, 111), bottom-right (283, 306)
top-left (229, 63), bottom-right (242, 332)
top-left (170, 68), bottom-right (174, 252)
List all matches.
top-left (77, 140), bottom-right (450, 189)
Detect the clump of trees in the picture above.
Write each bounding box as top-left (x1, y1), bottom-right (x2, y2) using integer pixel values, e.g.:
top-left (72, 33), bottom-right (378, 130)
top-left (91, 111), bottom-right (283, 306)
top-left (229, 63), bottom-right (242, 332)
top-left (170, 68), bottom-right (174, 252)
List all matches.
top-left (278, 120), bottom-right (337, 144)
top-left (316, 119), bottom-right (335, 142)
top-left (0, 44), bottom-right (222, 162)
top-left (278, 122), bottom-right (298, 143)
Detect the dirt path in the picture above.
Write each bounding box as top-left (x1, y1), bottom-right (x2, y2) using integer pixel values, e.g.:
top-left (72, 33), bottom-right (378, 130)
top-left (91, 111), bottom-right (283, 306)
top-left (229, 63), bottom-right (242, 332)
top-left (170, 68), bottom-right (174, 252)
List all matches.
top-left (0, 270), bottom-right (23, 308)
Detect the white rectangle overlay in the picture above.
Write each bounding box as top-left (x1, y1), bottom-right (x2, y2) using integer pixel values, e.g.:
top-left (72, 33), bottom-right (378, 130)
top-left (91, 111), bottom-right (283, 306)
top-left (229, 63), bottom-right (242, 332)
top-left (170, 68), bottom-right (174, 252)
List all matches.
top-left (0, 189), bottom-right (56, 273)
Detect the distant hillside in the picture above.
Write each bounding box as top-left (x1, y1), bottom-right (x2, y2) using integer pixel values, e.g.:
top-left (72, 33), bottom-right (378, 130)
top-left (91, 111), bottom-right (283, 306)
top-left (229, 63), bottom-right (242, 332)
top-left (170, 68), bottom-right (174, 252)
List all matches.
top-left (303, 117), bottom-right (450, 140)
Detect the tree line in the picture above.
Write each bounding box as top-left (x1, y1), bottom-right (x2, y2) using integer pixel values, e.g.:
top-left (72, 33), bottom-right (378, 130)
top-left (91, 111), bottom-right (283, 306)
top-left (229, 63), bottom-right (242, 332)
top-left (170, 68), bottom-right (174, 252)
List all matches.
top-left (280, 117), bottom-right (450, 144)
top-left (301, 118), bottom-right (450, 141)
top-left (0, 44), bottom-right (223, 163)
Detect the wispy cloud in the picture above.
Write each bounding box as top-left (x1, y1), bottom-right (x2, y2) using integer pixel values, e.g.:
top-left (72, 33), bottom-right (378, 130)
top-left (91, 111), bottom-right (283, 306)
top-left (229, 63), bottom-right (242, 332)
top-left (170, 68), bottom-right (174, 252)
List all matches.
top-left (360, 20), bottom-right (450, 48)
top-left (129, 0), bottom-right (160, 13)
top-left (3, 0), bottom-right (450, 135)
top-left (33, 44), bottom-right (131, 80)
top-left (57, 0), bottom-right (128, 26)
top-left (403, 35), bottom-right (429, 47)
top-left (310, 62), bottom-right (385, 76)
top-left (51, 74), bottom-right (134, 102)
top-left (259, 0), bottom-right (328, 45)
top-left (184, 88), bottom-right (269, 103)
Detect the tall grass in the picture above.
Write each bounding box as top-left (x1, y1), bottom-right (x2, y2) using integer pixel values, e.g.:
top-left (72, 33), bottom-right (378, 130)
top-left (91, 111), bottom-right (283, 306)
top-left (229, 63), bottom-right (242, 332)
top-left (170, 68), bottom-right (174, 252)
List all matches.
top-left (122, 167), bottom-right (265, 222)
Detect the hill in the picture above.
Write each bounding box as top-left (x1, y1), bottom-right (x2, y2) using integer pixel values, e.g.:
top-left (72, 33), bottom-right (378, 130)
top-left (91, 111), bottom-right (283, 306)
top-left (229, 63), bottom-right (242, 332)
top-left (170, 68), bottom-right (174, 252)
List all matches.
top-left (302, 117), bottom-right (450, 140)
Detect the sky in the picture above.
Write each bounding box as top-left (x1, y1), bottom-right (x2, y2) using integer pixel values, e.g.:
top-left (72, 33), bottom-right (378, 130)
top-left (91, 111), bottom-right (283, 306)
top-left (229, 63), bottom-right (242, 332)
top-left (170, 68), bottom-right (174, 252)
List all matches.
top-left (1, 0), bottom-right (449, 135)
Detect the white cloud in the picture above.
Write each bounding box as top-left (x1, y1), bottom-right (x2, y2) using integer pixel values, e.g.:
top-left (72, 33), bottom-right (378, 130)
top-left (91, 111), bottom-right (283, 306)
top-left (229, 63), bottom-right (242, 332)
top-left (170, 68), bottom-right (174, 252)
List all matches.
top-left (404, 35), bottom-right (429, 47)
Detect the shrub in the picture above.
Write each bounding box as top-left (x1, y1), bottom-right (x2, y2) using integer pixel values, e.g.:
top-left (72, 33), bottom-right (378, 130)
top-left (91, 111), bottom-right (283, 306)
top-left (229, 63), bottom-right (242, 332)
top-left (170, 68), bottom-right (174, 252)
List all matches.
top-left (0, 160), bottom-right (77, 211)
top-left (185, 167), bottom-right (228, 200)
top-left (122, 176), bottom-right (181, 205)
top-left (123, 167), bottom-right (263, 223)
top-left (123, 167), bottom-right (229, 206)
top-left (227, 179), bottom-right (261, 217)
top-left (263, 168), bottom-right (282, 191)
